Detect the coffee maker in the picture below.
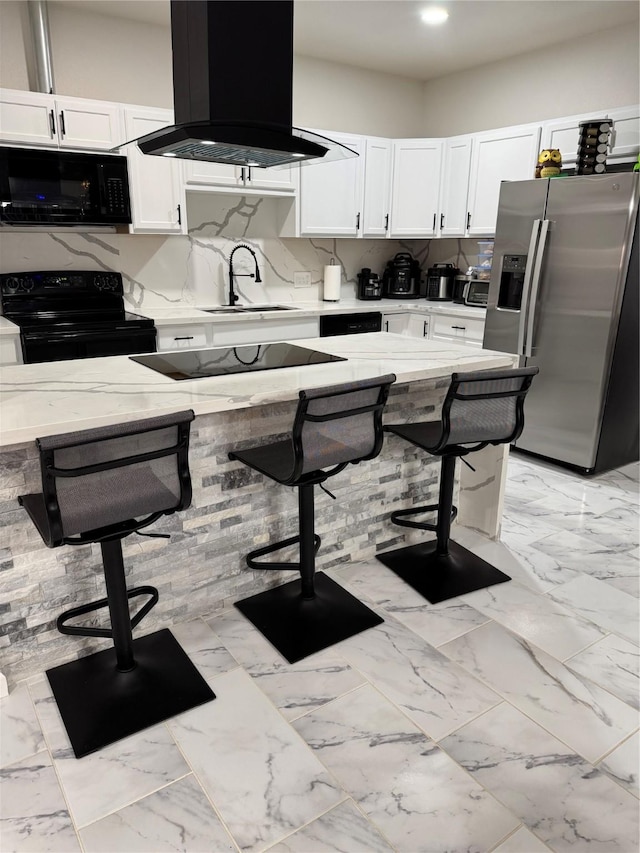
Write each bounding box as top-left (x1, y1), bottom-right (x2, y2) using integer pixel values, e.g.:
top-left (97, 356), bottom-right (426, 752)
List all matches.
top-left (357, 268), bottom-right (382, 300)
top-left (381, 253), bottom-right (424, 299)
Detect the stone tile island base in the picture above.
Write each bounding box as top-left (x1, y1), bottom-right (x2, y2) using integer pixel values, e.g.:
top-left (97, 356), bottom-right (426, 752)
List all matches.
top-left (0, 378), bottom-right (507, 687)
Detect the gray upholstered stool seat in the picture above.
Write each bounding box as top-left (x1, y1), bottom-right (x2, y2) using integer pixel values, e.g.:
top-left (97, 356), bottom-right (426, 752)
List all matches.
top-left (378, 367), bottom-right (538, 604)
top-left (18, 411), bottom-right (215, 758)
top-left (228, 374), bottom-right (396, 663)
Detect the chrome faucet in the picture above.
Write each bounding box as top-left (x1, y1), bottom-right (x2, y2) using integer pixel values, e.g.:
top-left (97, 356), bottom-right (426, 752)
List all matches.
top-left (228, 244), bottom-right (262, 306)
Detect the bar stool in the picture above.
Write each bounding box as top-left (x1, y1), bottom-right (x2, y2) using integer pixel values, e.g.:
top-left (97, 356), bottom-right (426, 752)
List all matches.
top-left (18, 410), bottom-right (215, 758)
top-left (377, 366), bottom-right (538, 604)
top-left (228, 374), bottom-right (396, 663)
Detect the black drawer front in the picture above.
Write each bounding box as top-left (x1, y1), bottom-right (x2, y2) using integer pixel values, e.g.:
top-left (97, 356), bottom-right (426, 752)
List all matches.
top-left (319, 312), bottom-right (382, 337)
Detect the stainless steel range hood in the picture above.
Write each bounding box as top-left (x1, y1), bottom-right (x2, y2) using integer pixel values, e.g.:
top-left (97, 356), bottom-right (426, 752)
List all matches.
top-left (127, 0), bottom-right (357, 169)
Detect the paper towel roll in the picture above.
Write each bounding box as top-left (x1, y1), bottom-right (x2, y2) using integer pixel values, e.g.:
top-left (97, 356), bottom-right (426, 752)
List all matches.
top-left (323, 264), bottom-right (341, 302)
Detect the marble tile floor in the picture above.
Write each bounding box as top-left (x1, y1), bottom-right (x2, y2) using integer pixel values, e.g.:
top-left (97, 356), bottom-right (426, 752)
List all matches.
top-left (1, 453), bottom-right (638, 853)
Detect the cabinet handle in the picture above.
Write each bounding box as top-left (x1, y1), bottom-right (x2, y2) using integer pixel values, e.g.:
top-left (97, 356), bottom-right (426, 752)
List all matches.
top-left (423, 321), bottom-right (428, 337)
top-left (440, 213), bottom-right (444, 229)
top-left (173, 336), bottom-right (194, 341)
top-left (59, 111), bottom-right (66, 137)
top-left (385, 320), bottom-right (389, 332)
top-left (356, 212), bottom-right (360, 231)
top-left (384, 213), bottom-right (389, 231)
top-left (49, 109), bottom-right (56, 137)
top-left (240, 167), bottom-right (245, 183)
top-left (247, 166), bottom-right (252, 182)
top-left (467, 212), bottom-right (471, 230)
top-left (451, 325), bottom-right (466, 330)
top-left (177, 204), bottom-right (182, 225)
top-left (432, 213), bottom-right (436, 231)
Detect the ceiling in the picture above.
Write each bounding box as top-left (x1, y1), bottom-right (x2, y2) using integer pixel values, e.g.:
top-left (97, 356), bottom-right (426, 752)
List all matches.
top-left (55, 0), bottom-right (639, 81)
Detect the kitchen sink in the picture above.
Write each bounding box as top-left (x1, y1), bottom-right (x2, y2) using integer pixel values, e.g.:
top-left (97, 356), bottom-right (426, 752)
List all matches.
top-left (201, 305), bottom-right (299, 314)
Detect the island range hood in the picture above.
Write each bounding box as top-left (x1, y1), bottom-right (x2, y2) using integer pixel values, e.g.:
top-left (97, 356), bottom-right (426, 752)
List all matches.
top-left (128, 0), bottom-right (357, 169)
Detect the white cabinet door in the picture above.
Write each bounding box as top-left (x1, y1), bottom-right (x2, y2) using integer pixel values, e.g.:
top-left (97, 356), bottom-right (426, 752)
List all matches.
top-left (182, 159), bottom-right (241, 188)
top-left (0, 89), bottom-right (122, 150)
top-left (608, 105), bottom-right (640, 162)
top-left (182, 161), bottom-right (297, 191)
top-left (362, 137), bottom-right (392, 237)
top-left (124, 108), bottom-right (186, 234)
top-left (467, 124), bottom-right (541, 236)
top-left (540, 113), bottom-right (591, 168)
top-left (389, 139), bottom-right (443, 238)
top-left (406, 313), bottom-right (430, 338)
top-left (299, 131), bottom-right (364, 237)
top-left (381, 313), bottom-right (408, 334)
top-left (439, 135), bottom-right (472, 237)
top-left (430, 312), bottom-right (485, 347)
top-left (0, 89), bottom-right (56, 146)
top-left (55, 97), bottom-right (122, 150)
top-left (156, 324), bottom-right (211, 351)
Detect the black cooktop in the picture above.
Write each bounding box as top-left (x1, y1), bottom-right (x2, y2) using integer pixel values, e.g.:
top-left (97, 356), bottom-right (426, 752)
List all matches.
top-left (130, 343), bottom-right (347, 381)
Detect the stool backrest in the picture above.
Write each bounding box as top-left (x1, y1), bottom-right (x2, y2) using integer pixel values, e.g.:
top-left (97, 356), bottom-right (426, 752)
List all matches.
top-left (35, 410), bottom-right (195, 544)
top-left (292, 374), bottom-right (396, 477)
top-left (440, 367), bottom-right (539, 450)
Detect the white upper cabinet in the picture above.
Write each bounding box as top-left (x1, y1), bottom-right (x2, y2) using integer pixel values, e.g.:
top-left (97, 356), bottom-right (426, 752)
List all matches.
top-left (123, 107), bottom-right (186, 235)
top-left (0, 88), bottom-right (121, 150)
top-left (299, 131), bottom-right (364, 237)
top-left (466, 123), bottom-right (541, 236)
top-left (182, 160), bottom-right (297, 192)
top-left (361, 137), bottom-right (392, 237)
top-left (389, 139), bottom-right (443, 238)
top-left (607, 105), bottom-right (640, 161)
top-left (439, 135), bottom-right (473, 237)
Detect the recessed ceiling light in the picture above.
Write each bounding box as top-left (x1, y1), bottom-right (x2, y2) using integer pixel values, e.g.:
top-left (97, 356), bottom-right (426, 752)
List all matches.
top-left (421, 7), bottom-right (449, 26)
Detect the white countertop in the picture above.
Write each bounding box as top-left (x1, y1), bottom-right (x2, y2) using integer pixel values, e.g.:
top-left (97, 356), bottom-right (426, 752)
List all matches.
top-left (0, 332), bottom-right (512, 448)
top-left (145, 300), bottom-right (485, 326)
top-left (0, 316), bottom-right (19, 336)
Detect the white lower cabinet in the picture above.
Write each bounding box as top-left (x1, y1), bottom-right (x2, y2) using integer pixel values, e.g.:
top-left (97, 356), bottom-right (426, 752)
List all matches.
top-left (156, 324), bottom-right (211, 351)
top-left (407, 313), bottom-right (430, 338)
top-left (430, 312), bottom-right (485, 347)
top-left (381, 313), bottom-right (409, 334)
top-left (0, 334), bottom-right (22, 365)
top-left (211, 317), bottom-right (319, 347)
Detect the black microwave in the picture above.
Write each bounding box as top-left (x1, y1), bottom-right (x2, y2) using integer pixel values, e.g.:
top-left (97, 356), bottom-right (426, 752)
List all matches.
top-left (0, 147), bottom-right (131, 226)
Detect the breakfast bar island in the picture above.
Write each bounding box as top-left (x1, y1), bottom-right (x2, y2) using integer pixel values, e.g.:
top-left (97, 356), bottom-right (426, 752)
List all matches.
top-left (0, 333), bottom-right (515, 686)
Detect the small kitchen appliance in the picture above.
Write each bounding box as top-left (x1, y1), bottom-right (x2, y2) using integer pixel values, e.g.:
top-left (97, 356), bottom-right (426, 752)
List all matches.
top-left (464, 279), bottom-right (490, 306)
top-left (381, 253), bottom-right (424, 299)
top-left (357, 268), bottom-right (382, 300)
top-left (426, 263), bottom-right (459, 301)
top-left (452, 274), bottom-right (471, 303)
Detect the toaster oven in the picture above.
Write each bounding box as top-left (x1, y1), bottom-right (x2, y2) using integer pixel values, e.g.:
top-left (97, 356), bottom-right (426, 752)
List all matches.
top-left (464, 279), bottom-right (489, 306)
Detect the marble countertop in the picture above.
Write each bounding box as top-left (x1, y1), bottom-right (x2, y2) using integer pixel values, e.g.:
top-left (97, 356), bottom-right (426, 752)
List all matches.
top-left (0, 332), bottom-right (513, 448)
top-left (145, 300), bottom-right (486, 327)
top-left (0, 301), bottom-right (484, 333)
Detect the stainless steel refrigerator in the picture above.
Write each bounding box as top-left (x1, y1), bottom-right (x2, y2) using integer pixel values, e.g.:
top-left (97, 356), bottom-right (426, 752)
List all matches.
top-left (483, 172), bottom-right (639, 473)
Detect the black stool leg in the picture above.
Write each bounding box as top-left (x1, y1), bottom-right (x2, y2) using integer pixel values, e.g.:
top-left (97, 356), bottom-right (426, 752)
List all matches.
top-left (102, 538), bottom-right (135, 672)
top-left (299, 484), bottom-right (316, 600)
top-left (377, 453), bottom-right (511, 604)
top-left (234, 483), bottom-right (383, 664)
top-left (45, 538), bottom-right (215, 758)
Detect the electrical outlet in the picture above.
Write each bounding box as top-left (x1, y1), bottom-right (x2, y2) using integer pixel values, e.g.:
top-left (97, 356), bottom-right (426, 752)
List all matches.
top-left (294, 271), bottom-right (312, 288)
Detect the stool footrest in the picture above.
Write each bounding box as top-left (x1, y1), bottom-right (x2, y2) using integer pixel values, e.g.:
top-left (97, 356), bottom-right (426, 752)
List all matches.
top-left (247, 534), bottom-right (321, 571)
top-left (57, 585), bottom-right (159, 639)
top-left (390, 503), bottom-right (457, 531)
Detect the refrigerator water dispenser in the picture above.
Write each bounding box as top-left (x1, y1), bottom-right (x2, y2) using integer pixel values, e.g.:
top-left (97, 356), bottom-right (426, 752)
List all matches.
top-left (498, 255), bottom-right (528, 310)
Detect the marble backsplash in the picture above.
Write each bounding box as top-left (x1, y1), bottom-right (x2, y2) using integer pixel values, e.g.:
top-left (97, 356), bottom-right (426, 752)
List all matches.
top-left (0, 193), bottom-right (479, 313)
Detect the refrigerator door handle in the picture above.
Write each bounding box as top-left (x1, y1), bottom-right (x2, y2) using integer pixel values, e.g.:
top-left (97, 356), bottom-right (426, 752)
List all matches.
top-left (517, 219), bottom-right (542, 356)
top-left (524, 218), bottom-right (550, 357)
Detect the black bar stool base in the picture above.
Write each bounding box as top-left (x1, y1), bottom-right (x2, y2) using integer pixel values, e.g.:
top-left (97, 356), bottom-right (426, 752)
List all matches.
top-left (46, 628), bottom-right (216, 758)
top-left (376, 540), bottom-right (511, 604)
top-left (234, 572), bottom-right (383, 664)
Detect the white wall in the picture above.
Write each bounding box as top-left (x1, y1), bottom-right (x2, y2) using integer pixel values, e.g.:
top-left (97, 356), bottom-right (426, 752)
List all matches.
top-left (422, 24), bottom-right (639, 137)
top-left (0, 2), bottom-right (424, 136)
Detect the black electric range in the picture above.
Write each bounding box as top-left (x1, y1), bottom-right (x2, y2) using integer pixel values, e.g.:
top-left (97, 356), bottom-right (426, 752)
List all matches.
top-left (0, 271), bottom-right (157, 364)
top-left (131, 343), bottom-right (346, 381)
